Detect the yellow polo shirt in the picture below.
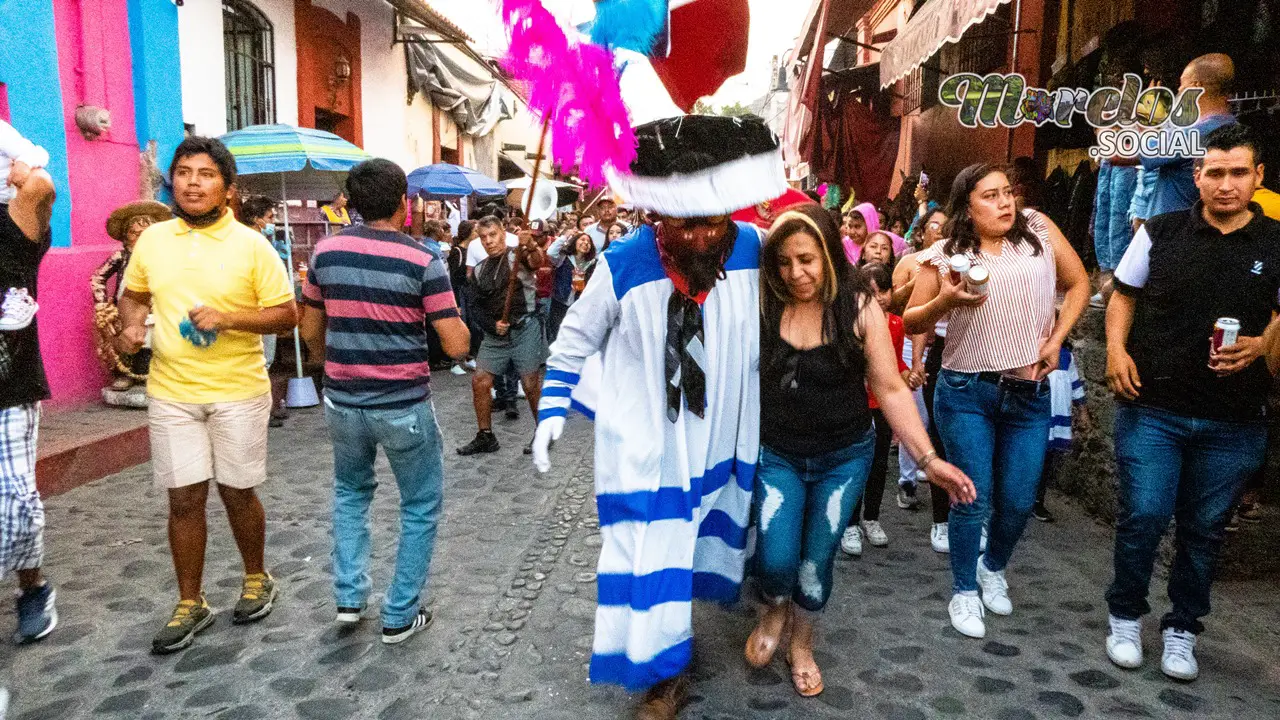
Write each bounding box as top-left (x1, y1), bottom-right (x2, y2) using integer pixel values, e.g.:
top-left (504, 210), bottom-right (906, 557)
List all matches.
top-left (1253, 187), bottom-right (1280, 221)
top-left (124, 209), bottom-right (294, 404)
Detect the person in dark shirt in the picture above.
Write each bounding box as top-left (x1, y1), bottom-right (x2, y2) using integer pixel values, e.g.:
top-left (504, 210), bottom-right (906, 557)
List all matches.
top-left (0, 161), bottom-right (58, 648)
top-left (1104, 123), bottom-right (1280, 682)
top-left (457, 216), bottom-right (547, 456)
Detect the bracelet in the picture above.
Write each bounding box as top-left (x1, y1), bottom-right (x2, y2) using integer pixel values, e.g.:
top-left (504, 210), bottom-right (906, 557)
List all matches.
top-left (916, 449), bottom-right (939, 472)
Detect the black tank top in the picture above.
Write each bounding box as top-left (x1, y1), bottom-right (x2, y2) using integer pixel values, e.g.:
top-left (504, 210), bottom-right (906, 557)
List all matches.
top-left (760, 334), bottom-right (872, 458)
top-left (0, 206), bottom-right (51, 408)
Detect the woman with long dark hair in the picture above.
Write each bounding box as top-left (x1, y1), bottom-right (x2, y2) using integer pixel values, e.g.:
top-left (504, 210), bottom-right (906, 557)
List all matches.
top-left (905, 163), bottom-right (1088, 640)
top-left (747, 203), bottom-right (974, 696)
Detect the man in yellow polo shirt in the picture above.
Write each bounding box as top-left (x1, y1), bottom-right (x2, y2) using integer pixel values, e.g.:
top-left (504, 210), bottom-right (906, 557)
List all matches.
top-left (116, 136), bottom-right (297, 654)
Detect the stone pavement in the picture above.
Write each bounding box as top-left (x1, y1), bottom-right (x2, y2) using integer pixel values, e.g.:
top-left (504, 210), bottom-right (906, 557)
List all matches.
top-left (2, 372), bottom-right (1279, 719)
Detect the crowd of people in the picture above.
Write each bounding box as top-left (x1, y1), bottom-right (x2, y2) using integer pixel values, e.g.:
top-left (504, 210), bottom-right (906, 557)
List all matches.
top-left (0, 50), bottom-right (1278, 720)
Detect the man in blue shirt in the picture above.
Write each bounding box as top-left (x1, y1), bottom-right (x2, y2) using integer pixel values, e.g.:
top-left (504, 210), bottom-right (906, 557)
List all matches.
top-left (1138, 54), bottom-right (1237, 217)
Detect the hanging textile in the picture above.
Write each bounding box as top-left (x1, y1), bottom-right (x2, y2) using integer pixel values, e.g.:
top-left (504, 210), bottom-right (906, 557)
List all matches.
top-left (806, 89), bottom-right (899, 206)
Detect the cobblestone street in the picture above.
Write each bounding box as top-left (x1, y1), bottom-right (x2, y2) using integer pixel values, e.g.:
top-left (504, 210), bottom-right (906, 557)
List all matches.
top-left (3, 373), bottom-right (1279, 720)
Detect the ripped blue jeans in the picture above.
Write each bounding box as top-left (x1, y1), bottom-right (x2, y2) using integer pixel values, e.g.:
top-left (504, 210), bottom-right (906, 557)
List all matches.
top-left (325, 398), bottom-right (445, 628)
top-left (752, 430), bottom-right (875, 612)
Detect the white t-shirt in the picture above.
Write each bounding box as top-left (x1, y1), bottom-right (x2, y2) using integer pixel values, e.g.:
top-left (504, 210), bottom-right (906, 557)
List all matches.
top-left (466, 232), bottom-right (520, 268)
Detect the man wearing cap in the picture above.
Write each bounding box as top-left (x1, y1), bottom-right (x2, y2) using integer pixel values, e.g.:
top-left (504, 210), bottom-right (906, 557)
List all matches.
top-left (93, 200), bottom-right (172, 394)
top-left (532, 115), bottom-right (786, 719)
top-left (586, 196), bottom-right (628, 252)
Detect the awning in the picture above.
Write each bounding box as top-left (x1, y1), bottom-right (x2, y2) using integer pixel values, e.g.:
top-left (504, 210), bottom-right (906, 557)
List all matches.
top-left (789, 0), bottom-right (879, 64)
top-left (384, 0), bottom-right (472, 43)
top-left (879, 0), bottom-right (1011, 88)
top-left (497, 151), bottom-right (556, 181)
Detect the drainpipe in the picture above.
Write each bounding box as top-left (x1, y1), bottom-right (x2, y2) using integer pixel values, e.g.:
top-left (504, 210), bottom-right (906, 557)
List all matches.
top-left (1006, 0), bottom-right (1023, 162)
top-left (74, 0), bottom-right (112, 140)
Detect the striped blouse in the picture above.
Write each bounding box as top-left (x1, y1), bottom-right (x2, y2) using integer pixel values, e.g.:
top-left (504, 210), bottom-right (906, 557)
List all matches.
top-left (918, 209), bottom-right (1056, 373)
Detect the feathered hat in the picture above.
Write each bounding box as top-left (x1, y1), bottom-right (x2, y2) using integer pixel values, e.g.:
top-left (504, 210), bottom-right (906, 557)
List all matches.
top-left (606, 115), bottom-right (787, 218)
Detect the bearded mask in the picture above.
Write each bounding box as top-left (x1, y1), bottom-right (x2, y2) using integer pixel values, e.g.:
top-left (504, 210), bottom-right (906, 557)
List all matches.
top-left (657, 215), bottom-right (736, 297)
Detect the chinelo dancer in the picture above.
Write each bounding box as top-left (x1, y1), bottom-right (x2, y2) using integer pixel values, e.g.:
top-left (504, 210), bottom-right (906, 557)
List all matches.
top-left (530, 115), bottom-right (782, 720)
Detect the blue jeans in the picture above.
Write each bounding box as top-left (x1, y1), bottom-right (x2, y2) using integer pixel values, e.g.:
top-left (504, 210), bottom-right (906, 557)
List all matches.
top-left (1093, 160), bottom-right (1138, 270)
top-left (324, 398), bottom-right (445, 628)
top-left (1106, 404), bottom-right (1265, 634)
top-left (934, 370), bottom-right (1051, 593)
top-left (753, 431), bottom-right (875, 612)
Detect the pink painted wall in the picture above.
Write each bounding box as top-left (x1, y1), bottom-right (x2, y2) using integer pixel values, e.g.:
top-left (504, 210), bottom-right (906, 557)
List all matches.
top-left (40, 0), bottom-right (143, 407)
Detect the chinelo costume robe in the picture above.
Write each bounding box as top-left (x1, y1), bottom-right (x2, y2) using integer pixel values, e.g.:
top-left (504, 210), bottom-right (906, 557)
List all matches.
top-left (537, 221), bottom-right (762, 690)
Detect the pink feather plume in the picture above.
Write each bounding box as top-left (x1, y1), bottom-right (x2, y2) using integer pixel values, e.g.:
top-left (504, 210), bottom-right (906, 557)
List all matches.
top-left (500, 0), bottom-right (636, 187)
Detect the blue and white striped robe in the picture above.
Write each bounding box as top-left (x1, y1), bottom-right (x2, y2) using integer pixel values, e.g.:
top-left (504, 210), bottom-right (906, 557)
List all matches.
top-left (538, 222), bottom-right (761, 691)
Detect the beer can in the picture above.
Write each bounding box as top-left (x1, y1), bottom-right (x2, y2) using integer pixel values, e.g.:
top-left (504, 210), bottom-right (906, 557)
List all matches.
top-left (966, 266), bottom-right (990, 295)
top-left (1212, 318), bottom-right (1240, 353)
top-left (948, 255), bottom-right (971, 284)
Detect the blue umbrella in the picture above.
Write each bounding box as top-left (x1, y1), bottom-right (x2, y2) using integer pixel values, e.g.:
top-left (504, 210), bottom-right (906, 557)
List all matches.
top-left (407, 163), bottom-right (507, 199)
top-left (219, 124), bottom-right (371, 402)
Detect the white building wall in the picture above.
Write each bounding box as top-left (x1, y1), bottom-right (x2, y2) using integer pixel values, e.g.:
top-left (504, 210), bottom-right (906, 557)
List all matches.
top-left (177, 0), bottom-right (299, 137)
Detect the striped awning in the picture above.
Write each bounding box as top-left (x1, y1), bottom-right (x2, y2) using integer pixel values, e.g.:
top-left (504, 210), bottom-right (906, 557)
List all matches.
top-left (880, 0), bottom-right (1011, 88)
top-left (218, 124), bottom-right (370, 176)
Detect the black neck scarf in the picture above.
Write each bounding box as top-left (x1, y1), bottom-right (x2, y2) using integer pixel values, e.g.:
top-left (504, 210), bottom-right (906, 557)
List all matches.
top-left (174, 204), bottom-right (225, 229)
top-left (658, 222), bottom-right (737, 424)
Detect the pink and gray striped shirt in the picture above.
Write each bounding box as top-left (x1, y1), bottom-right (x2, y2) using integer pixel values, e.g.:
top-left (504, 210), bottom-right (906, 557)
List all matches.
top-left (302, 225), bottom-right (459, 408)
top-left (918, 209), bottom-right (1057, 373)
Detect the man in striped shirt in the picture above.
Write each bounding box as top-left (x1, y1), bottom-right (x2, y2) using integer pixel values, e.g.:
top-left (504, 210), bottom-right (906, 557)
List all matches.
top-left (300, 159), bottom-right (469, 645)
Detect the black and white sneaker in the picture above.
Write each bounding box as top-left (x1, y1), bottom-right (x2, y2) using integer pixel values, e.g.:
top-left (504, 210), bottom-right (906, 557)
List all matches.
top-left (336, 606), bottom-right (362, 624)
top-left (457, 430), bottom-right (499, 455)
top-left (1032, 502), bottom-right (1055, 523)
top-left (897, 484), bottom-right (919, 510)
top-left (382, 609), bottom-right (433, 645)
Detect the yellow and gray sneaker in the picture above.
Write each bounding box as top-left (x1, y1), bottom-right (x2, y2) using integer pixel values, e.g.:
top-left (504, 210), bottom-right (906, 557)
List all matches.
top-left (152, 597), bottom-right (214, 654)
top-left (232, 573), bottom-right (278, 624)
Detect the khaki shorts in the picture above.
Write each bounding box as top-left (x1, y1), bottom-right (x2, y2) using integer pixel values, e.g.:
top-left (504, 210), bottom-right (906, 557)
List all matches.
top-left (476, 316), bottom-right (547, 378)
top-left (148, 393), bottom-right (272, 490)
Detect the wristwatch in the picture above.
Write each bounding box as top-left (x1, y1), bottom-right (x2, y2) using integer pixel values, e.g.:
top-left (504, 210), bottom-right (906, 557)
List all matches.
top-left (914, 449), bottom-right (939, 484)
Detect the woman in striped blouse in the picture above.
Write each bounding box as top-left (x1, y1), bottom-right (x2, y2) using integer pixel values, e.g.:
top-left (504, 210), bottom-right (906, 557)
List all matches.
top-left (904, 163), bottom-right (1089, 641)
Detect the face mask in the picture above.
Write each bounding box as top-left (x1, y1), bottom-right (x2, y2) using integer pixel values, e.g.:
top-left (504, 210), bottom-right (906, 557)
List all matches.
top-left (262, 223), bottom-right (276, 238)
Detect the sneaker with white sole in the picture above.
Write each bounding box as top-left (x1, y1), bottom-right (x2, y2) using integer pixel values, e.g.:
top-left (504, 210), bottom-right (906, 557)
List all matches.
top-left (464, 359), bottom-right (476, 371)
top-left (975, 555), bottom-right (1012, 615)
top-left (336, 606), bottom-right (363, 624)
top-left (383, 609), bottom-right (433, 645)
top-left (949, 593), bottom-right (986, 638)
top-left (1161, 628), bottom-right (1199, 681)
top-left (450, 364), bottom-right (467, 376)
top-left (840, 526), bottom-right (863, 556)
top-left (896, 485), bottom-right (919, 510)
top-left (1089, 292), bottom-right (1106, 309)
top-left (1106, 615), bottom-right (1143, 669)
top-left (931, 523), bottom-right (950, 553)
top-left (861, 520), bottom-right (888, 547)
top-left (0, 288), bottom-right (38, 332)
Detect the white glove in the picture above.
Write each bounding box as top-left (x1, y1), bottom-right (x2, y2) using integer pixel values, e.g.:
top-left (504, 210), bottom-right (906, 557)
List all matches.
top-left (532, 416), bottom-right (565, 473)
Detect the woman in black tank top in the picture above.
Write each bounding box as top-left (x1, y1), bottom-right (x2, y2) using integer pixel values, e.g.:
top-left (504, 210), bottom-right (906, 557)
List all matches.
top-left (746, 204), bottom-right (974, 698)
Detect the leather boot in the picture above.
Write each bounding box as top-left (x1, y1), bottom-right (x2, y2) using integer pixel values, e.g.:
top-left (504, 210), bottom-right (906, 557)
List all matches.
top-left (635, 673), bottom-right (690, 720)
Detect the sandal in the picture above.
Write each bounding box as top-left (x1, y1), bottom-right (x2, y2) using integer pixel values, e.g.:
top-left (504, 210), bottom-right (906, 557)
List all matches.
top-left (786, 648), bottom-right (824, 697)
top-left (744, 604), bottom-right (791, 668)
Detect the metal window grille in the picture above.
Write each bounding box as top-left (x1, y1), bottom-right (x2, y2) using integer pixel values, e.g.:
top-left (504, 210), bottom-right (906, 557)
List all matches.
top-left (224, 0), bottom-right (276, 131)
top-left (939, 6), bottom-right (1011, 77)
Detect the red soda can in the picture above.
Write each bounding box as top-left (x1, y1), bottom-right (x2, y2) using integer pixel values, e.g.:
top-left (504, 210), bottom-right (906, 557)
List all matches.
top-left (1212, 318), bottom-right (1240, 353)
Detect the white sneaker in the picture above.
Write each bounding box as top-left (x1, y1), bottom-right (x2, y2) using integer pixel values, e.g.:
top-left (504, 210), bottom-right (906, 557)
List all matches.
top-left (949, 593), bottom-right (986, 638)
top-left (1161, 628), bottom-right (1199, 681)
top-left (1, 686), bottom-right (9, 720)
top-left (975, 555), bottom-right (1012, 615)
top-left (1089, 292), bottom-right (1106, 309)
top-left (840, 526), bottom-right (862, 556)
top-left (1106, 615), bottom-right (1143, 669)
top-left (464, 359), bottom-right (476, 370)
top-left (450, 364), bottom-right (467, 375)
top-left (896, 486), bottom-right (919, 510)
top-left (861, 520), bottom-right (888, 547)
top-left (980, 525), bottom-right (989, 553)
top-left (517, 383), bottom-right (527, 398)
top-left (930, 523), bottom-right (950, 553)
top-left (0, 288), bottom-right (37, 331)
